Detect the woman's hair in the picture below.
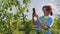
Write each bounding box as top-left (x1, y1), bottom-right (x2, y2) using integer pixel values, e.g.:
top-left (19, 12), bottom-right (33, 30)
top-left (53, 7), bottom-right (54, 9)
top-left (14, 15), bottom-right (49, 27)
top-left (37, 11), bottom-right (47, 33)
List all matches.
top-left (42, 5), bottom-right (53, 16)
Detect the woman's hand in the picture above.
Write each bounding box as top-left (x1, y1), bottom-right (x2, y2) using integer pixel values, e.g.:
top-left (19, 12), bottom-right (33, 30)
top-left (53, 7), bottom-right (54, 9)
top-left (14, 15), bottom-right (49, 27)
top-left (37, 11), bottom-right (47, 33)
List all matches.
top-left (32, 12), bottom-right (34, 18)
top-left (34, 13), bottom-right (39, 19)
top-left (32, 12), bottom-right (36, 25)
top-left (32, 12), bottom-right (48, 30)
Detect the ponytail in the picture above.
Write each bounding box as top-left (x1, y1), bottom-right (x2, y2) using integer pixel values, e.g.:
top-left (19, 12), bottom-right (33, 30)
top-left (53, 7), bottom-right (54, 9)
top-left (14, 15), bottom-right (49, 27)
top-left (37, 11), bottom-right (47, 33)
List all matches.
top-left (50, 12), bottom-right (53, 16)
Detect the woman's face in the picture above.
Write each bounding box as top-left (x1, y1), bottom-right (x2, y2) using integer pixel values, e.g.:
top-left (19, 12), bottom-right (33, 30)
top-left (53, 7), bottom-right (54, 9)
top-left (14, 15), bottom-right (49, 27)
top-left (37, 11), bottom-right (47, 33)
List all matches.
top-left (43, 8), bottom-right (51, 16)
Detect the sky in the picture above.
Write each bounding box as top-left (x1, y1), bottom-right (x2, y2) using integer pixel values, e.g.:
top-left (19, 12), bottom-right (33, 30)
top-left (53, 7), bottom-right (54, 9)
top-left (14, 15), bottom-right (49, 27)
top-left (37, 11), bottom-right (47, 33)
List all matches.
top-left (9, 0), bottom-right (60, 20)
top-left (24, 0), bottom-right (58, 19)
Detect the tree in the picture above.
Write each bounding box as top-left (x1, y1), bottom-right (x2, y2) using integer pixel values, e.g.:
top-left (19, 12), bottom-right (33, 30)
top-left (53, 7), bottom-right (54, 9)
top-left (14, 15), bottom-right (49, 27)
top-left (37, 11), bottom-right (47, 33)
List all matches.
top-left (0, 0), bottom-right (30, 34)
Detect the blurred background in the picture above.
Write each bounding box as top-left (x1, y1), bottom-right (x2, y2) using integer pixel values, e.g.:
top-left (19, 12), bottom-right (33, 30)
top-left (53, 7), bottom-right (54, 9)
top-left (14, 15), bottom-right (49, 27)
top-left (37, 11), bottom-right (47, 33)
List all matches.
top-left (0, 0), bottom-right (60, 34)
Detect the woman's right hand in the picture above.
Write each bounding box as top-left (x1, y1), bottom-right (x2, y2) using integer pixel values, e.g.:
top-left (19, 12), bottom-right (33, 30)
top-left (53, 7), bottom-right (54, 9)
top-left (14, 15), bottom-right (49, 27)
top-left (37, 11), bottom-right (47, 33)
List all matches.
top-left (32, 12), bottom-right (36, 25)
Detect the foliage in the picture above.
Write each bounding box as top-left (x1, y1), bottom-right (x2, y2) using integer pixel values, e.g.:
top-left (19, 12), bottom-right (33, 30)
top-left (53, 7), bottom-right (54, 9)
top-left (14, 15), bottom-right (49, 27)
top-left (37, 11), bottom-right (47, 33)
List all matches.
top-left (51, 17), bottom-right (60, 34)
top-left (0, 0), bottom-right (30, 34)
top-left (0, 0), bottom-right (60, 34)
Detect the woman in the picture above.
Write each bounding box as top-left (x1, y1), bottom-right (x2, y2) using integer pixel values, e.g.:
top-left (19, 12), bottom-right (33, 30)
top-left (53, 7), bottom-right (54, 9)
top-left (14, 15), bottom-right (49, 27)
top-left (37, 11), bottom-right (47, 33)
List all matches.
top-left (32, 5), bottom-right (54, 34)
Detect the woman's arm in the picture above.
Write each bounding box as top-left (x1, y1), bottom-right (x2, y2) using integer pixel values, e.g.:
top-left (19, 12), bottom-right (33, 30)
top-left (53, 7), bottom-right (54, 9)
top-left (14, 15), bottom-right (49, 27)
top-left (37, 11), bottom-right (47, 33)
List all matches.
top-left (37, 16), bottom-right (48, 30)
top-left (35, 14), bottom-right (48, 30)
top-left (32, 13), bottom-right (36, 25)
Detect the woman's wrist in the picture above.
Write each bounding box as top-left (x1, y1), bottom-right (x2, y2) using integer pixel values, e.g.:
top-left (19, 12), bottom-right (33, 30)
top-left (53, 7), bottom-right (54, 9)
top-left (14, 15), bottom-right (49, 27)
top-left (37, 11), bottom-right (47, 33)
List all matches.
top-left (36, 16), bottom-right (42, 22)
top-left (36, 15), bottom-right (39, 19)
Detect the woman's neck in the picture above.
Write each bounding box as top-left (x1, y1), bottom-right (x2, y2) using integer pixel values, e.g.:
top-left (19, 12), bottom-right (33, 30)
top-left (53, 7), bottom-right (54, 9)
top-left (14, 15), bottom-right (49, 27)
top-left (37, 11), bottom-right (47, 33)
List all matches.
top-left (44, 15), bottom-right (48, 16)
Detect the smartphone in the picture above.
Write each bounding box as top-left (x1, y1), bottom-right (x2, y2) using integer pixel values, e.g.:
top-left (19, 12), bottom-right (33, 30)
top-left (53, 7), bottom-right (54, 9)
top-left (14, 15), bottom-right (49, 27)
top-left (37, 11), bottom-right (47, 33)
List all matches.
top-left (33, 8), bottom-right (35, 14)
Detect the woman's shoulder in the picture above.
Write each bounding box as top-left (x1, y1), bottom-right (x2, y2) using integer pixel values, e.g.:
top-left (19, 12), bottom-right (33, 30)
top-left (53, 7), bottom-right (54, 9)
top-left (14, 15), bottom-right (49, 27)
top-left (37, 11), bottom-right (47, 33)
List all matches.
top-left (39, 16), bottom-right (44, 18)
top-left (48, 16), bottom-right (54, 22)
top-left (48, 15), bottom-right (54, 19)
top-left (39, 16), bottom-right (44, 19)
